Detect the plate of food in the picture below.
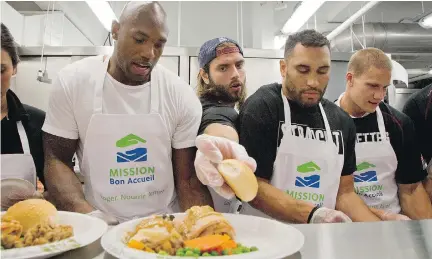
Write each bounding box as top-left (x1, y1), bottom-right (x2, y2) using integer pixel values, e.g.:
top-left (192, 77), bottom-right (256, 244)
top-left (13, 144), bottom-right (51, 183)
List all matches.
top-left (1, 199), bottom-right (108, 259)
top-left (101, 205), bottom-right (304, 259)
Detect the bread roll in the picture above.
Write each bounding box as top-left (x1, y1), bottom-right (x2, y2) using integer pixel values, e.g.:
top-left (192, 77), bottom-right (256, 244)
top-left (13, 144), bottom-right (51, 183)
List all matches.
top-left (3, 199), bottom-right (58, 233)
top-left (217, 159), bottom-right (258, 202)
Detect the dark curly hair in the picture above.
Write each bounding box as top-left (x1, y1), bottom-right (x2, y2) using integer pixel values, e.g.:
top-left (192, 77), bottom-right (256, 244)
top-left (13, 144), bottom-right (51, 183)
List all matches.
top-left (1, 23), bottom-right (20, 68)
top-left (284, 29), bottom-right (330, 59)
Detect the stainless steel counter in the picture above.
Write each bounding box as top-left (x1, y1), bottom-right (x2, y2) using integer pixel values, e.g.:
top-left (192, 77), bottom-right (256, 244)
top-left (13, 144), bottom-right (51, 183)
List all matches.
top-left (52, 220), bottom-right (432, 259)
top-left (288, 220), bottom-right (432, 259)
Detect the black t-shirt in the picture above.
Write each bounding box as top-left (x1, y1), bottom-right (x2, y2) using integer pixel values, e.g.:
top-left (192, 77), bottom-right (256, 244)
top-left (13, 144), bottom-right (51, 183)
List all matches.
top-left (198, 97), bottom-right (238, 135)
top-left (352, 102), bottom-right (426, 184)
top-left (402, 84), bottom-right (432, 164)
top-left (1, 90), bottom-right (46, 185)
top-left (238, 83), bottom-right (357, 180)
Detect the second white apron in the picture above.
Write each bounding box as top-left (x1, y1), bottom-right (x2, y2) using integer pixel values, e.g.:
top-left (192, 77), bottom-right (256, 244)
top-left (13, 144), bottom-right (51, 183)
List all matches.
top-left (1, 121), bottom-right (37, 186)
top-left (240, 90), bottom-right (344, 218)
top-left (336, 95), bottom-right (399, 213)
top-left (80, 56), bottom-right (180, 223)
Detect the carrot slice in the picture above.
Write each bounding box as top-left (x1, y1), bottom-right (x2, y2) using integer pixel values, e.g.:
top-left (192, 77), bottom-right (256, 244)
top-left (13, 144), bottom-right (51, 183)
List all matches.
top-left (220, 240), bottom-right (237, 250)
top-left (184, 234), bottom-right (231, 251)
top-left (127, 239), bottom-right (145, 250)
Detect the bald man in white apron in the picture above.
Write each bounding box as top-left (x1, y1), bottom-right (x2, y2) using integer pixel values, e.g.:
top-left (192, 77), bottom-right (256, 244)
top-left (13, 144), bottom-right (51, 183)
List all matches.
top-left (42, 2), bottom-right (212, 224)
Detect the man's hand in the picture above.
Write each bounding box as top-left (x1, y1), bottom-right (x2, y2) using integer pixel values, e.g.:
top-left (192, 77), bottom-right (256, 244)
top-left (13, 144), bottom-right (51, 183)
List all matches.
top-left (1, 179), bottom-right (44, 210)
top-left (310, 207), bottom-right (352, 223)
top-left (370, 207), bottom-right (411, 221)
top-left (381, 211), bottom-right (411, 221)
top-left (336, 175), bottom-right (381, 222)
top-left (194, 134), bottom-right (256, 199)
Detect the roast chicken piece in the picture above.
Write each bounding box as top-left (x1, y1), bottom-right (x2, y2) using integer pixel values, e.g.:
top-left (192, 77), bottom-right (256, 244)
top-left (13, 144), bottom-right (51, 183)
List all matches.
top-left (128, 215), bottom-right (184, 255)
top-left (174, 206), bottom-right (235, 240)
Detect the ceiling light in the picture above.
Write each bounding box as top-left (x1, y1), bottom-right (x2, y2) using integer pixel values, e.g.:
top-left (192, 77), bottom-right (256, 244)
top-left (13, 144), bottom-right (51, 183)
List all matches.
top-left (327, 1), bottom-right (380, 41)
top-left (274, 34), bottom-right (288, 49)
top-left (281, 0), bottom-right (326, 34)
top-left (419, 14), bottom-right (432, 29)
top-left (86, 1), bottom-right (117, 31)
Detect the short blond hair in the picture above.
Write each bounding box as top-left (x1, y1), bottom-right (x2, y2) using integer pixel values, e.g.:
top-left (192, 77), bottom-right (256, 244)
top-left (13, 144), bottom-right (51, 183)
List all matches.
top-left (348, 48), bottom-right (392, 76)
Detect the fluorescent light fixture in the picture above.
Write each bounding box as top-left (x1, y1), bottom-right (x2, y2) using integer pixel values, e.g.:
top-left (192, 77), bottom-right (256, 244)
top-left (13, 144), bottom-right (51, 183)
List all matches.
top-left (429, 69), bottom-right (432, 75)
top-left (419, 14), bottom-right (432, 29)
top-left (327, 1), bottom-right (380, 41)
top-left (281, 0), bottom-right (326, 34)
top-left (274, 35), bottom-right (288, 49)
top-left (86, 1), bottom-right (117, 31)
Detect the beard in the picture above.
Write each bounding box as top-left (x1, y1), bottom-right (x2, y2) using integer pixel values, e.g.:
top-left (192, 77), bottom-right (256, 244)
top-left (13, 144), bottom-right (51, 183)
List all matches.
top-left (284, 77), bottom-right (327, 108)
top-left (201, 76), bottom-right (245, 105)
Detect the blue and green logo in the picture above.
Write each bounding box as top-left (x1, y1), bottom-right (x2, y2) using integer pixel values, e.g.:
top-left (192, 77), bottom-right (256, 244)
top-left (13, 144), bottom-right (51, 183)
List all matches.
top-left (295, 161), bottom-right (320, 188)
top-left (354, 162), bottom-right (377, 183)
top-left (354, 161), bottom-right (383, 197)
top-left (109, 134), bottom-right (155, 186)
top-left (116, 134), bottom-right (147, 163)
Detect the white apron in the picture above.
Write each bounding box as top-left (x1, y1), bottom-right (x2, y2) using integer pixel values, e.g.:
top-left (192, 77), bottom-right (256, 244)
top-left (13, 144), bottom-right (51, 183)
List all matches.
top-left (336, 95), bottom-right (400, 213)
top-left (1, 121), bottom-right (37, 186)
top-left (239, 90), bottom-right (343, 218)
top-left (80, 56), bottom-right (180, 223)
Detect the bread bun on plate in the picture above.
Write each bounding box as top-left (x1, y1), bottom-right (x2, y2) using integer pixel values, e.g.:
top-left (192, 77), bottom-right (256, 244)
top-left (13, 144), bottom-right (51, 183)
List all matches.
top-left (3, 199), bottom-right (58, 233)
top-left (217, 159), bottom-right (258, 202)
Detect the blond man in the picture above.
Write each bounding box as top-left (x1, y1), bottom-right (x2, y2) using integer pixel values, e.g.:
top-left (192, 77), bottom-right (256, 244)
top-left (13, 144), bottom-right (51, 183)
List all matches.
top-left (336, 48), bottom-right (432, 220)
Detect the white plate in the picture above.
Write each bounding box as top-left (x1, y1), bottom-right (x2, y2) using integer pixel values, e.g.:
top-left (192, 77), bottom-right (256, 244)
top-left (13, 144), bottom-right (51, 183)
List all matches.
top-left (101, 213), bottom-right (305, 259)
top-left (1, 211), bottom-right (108, 259)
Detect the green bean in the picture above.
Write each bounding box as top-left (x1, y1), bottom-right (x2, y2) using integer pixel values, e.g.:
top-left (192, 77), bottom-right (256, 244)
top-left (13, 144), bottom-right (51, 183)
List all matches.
top-left (222, 249), bottom-right (230, 255)
top-left (242, 247), bottom-right (251, 253)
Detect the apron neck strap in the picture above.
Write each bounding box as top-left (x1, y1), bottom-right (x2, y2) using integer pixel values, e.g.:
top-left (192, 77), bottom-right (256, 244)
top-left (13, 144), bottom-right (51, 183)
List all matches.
top-left (375, 105), bottom-right (387, 140)
top-left (93, 56), bottom-right (160, 114)
top-left (318, 103), bottom-right (333, 142)
top-left (281, 89), bottom-right (333, 142)
top-left (149, 67), bottom-right (159, 114)
top-left (93, 56), bottom-right (110, 114)
top-left (281, 89), bottom-right (292, 129)
top-left (16, 121), bottom-right (31, 154)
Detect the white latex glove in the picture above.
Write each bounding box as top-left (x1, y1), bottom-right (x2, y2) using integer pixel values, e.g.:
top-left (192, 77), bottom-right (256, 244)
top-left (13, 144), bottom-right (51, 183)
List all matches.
top-left (381, 211), bottom-right (411, 221)
top-left (310, 207), bottom-right (353, 223)
top-left (1, 179), bottom-right (44, 210)
top-left (87, 210), bottom-right (119, 226)
top-left (194, 134), bottom-right (257, 200)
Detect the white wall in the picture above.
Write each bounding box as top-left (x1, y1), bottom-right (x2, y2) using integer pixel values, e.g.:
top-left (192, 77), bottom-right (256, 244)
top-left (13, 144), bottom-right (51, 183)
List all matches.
top-left (55, 1), bottom-right (108, 46)
top-left (111, 1), bottom-right (255, 48)
top-left (1, 2), bottom-right (25, 45)
top-left (251, 2), bottom-right (277, 49)
top-left (22, 12), bottom-right (92, 46)
top-left (12, 56), bottom-right (181, 111)
top-left (12, 57), bottom-right (73, 111)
